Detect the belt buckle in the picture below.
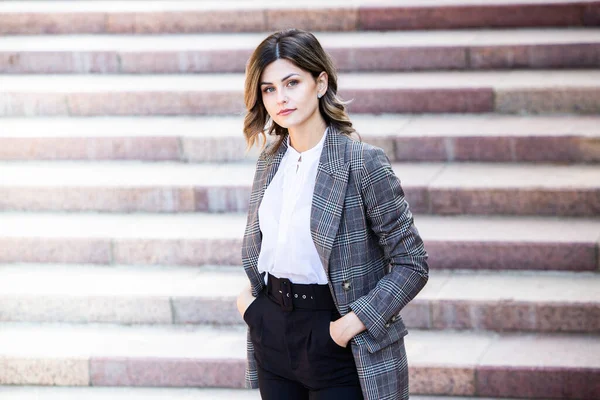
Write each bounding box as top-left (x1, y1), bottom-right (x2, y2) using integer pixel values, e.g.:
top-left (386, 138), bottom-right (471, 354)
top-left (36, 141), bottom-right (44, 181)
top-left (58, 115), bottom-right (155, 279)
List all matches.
top-left (280, 277), bottom-right (294, 312)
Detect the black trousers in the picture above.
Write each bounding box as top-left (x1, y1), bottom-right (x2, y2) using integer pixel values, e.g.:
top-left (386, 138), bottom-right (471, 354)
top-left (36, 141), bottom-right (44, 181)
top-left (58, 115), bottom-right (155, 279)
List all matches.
top-left (244, 274), bottom-right (364, 399)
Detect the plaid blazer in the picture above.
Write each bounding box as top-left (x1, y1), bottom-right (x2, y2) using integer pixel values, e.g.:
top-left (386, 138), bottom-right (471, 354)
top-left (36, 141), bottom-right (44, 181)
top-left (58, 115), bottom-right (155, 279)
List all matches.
top-left (241, 126), bottom-right (429, 400)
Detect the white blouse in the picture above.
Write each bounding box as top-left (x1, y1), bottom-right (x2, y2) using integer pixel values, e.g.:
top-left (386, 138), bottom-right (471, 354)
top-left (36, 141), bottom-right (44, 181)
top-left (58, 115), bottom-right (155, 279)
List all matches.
top-left (257, 127), bottom-right (329, 285)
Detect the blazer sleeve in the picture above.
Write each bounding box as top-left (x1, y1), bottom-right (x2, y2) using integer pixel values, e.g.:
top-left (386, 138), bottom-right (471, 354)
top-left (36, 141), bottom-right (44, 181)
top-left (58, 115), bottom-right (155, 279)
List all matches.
top-left (348, 146), bottom-right (429, 341)
top-left (241, 152), bottom-right (269, 296)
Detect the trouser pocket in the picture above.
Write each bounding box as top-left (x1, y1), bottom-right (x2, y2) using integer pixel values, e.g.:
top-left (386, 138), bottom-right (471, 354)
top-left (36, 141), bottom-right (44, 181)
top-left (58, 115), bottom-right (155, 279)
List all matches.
top-left (301, 309), bottom-right (359, 387)
top-left (309, 309), bottom-right (352, 359)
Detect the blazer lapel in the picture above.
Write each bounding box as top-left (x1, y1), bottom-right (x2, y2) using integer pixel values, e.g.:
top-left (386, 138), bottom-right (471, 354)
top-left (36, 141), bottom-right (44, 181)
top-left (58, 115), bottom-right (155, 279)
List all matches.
top-left (310, 127), bottom-right (350, 276)
top-left (260, 138), bottom-right (288, 203)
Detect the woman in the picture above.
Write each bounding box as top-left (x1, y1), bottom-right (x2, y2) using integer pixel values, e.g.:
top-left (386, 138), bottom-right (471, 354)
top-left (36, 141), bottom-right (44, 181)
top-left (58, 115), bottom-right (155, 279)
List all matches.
top-left (237, 29), bottom-right (428, 400)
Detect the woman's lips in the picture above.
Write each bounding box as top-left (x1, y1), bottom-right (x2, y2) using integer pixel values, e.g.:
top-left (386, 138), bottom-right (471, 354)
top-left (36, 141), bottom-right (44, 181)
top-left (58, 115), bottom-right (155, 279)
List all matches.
top-left (278, 109), bottom-right (295, 116)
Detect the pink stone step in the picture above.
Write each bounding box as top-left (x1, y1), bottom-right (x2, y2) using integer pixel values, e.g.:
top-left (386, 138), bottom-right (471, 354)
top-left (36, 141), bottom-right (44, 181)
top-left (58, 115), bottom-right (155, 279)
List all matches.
top-left (0, 71), bottom-right (599, 115)
top-left (0, 161), bottom-right (597, 216)
top-left (0, 387), bottom-right (518, 400)
top-left (0, 116), bottom-right (250, 163)
top-left (1, 115), bottom-right (599, 163)
top-left (409, 330), bottom-right (600, 398)
top-left (0, 323), bottom-right (248, 387)
top-left (426, 163), bottom-right (600, 216)
top-left (0, 264), bottom-right (597, 333)
top-left (0, 264), bottom-right (249, 325)
top-left (0, 212), bottom-right (597, 271)
top-left (0, 323), bottom-right (597, 398)
top-left (0, 1), bottom-right (596, 34)
top-left (392, 114), bottom-right (600, 163)
top-left (360, 0), bottom-right (600, 31)
top-left (0, 387), bottom-right (262, 400)
top-left (416, 270), bottom-right (600, 333)
top-left (1, 29), bottom-right (599, 73)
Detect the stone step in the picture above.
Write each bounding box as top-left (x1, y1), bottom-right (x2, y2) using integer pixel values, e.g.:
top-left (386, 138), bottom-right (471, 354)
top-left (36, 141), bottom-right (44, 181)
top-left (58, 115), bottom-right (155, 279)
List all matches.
top-left (0, 0), bottom-right (597, 34)
top-left (1, 71), bottom-right (599, 115)
top-left (0, 387), bottom-right (262, 400)
top-left (1, 29), bottom-right (599, 73)
top-left (0, 161), bottom-right (598, 216)
top-left (1, 115), bottom-right (599, 163)
top-left (0, 212), bottom-right (597, 272)
top-left (0, 387), bottom-right (528, 400)
top-left (0, 263), bottom-right (597, 333)
top-left (0, 322), bottom-right (597, 398)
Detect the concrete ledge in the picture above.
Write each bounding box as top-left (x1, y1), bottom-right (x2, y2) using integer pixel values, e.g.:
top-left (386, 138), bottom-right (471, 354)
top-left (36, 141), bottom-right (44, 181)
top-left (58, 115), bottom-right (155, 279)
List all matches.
top-left (0, 1), bottom-right (596, 34)
top-left (0, 161), bottom-right (597, 216)
top-left (1, 30), bottom-right (598, 73)
top-left (0, 322), bottom-right (597, 398)
top-left (0, 265), bottom-right (598, 333)
top-left (1, 115), bottom-right (599, 163)
top-left (0, 213), bottom-right (597, 271)
top-left (1, 71), bottom-right (598, 116)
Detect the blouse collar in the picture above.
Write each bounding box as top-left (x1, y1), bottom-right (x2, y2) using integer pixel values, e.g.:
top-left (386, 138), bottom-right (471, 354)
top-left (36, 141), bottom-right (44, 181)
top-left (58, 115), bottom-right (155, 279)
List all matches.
top-left (285, 126), bottom-right (328, 165)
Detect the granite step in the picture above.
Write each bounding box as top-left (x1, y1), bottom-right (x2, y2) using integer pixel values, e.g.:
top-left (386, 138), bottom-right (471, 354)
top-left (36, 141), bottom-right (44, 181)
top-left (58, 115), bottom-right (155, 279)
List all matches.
top-left (1, 71), bottom-right (599, 115)
top-left (0, 263), bottom-right (597, 333)
top-left (0, 161), bottom-right (597, 216)
top-left (1, 115), bottom-right (599, 163)
top-left (0, 387), bottom-right (262, 400)
top-left (0, 387), bottom-right (530, 400)
top-left (0, 212), bottom-right (597, 272)
top-left (0, 322), bottom-right (597, 398)
top-left (1, 29), bottom-right (599, 73)
top-left (0, 0), bottom-right (597, 34)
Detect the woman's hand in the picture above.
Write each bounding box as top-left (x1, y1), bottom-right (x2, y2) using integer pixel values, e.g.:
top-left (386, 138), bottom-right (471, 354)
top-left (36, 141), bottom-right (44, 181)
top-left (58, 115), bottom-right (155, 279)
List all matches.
top-left (236, 282), bottom-right (256, 318)
top-left (329, 311), bottom-right (366, 348)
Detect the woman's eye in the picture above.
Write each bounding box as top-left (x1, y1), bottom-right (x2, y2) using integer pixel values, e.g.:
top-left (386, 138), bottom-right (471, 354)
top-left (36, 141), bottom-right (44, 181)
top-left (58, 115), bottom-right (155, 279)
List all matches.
top-left (262, 80), bottom-right (297, 93)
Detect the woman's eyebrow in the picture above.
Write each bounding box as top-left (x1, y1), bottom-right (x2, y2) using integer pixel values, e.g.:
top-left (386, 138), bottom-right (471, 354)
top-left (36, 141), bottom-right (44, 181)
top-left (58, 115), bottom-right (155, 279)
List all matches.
top-left (260, 73), bottom-right (300, 86)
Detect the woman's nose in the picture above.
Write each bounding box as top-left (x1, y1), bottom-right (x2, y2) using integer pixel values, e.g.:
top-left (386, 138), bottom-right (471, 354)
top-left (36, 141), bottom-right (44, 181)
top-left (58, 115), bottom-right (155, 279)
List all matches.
top-left (276, 88), bottom-right (287, 105)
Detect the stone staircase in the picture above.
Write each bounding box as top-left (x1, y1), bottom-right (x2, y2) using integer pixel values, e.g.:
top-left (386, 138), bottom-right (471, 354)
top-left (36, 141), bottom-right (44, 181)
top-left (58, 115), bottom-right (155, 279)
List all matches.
top-left (0, 1), bottom-right (599, 399)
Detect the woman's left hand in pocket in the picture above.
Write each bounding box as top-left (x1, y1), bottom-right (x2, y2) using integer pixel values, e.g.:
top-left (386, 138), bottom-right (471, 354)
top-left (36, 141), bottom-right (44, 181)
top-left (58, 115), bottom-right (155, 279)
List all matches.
top-left (330, 311), bottom-right (367, 348)
top-left (329, 320), bottom-right (349, 348)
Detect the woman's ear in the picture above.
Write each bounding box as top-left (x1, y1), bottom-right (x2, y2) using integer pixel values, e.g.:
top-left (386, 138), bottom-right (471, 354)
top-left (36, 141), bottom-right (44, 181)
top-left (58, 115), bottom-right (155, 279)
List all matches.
top-left (317, 71), bottom-right (329, 94)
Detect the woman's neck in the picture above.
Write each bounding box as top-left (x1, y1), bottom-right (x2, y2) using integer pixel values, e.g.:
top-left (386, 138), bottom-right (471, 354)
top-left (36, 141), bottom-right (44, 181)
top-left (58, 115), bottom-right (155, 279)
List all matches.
top-left (288, 117), bottom-right (327, 153)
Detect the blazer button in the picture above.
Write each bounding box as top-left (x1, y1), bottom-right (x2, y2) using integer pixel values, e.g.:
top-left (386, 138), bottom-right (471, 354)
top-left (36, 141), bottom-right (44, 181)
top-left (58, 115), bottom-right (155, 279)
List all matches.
top-left (342, 281), bottom-right (351, 291)
top-left (391, 315), bottom-right (398, 322)
top-left (384, 322), bottom-right (391, 328)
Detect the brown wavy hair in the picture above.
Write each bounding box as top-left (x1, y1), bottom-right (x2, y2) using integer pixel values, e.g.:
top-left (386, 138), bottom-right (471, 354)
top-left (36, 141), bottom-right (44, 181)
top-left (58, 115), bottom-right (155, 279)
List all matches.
top-left (243, 29), bottom-right (359, 155)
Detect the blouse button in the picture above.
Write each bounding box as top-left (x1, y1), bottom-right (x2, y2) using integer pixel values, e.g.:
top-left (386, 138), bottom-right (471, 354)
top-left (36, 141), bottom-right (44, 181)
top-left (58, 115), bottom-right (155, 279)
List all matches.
top-left (342, 281), bottom-right (351, 291)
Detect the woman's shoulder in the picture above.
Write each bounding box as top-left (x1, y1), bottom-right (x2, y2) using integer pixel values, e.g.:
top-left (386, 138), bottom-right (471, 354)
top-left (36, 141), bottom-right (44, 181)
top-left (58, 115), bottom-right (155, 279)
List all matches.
top-left (341, 132), bottom-right (389, 167)
top-left (256, 136), bottom-right (284, 163)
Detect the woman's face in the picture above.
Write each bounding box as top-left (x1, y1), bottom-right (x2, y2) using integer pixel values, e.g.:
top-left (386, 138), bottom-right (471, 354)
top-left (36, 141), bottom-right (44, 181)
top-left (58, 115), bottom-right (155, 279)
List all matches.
top-left (259, 58), bottom-right (327, 131)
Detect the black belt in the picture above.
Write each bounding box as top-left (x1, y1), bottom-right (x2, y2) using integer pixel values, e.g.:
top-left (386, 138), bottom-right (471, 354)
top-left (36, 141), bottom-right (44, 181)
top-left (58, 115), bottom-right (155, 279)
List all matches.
top-left (266, 273), bottom-right (336, 312)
